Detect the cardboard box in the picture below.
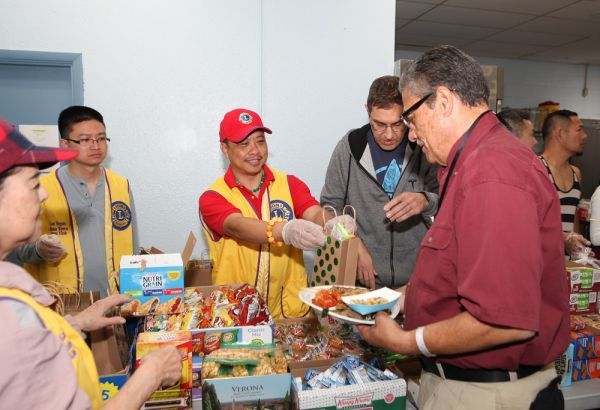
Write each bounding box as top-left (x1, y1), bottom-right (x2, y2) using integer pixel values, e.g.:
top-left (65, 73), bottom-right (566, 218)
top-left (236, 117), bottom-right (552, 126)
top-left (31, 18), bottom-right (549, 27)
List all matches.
top-left (191, 355), bottom-right (202, 401)
top-left (566, 262), bottom-right (600, 293)
top-left (202, 373), bottom-right (292, 409)
top-left (184, 258), bottom-right (212, 287)
top-left (569, 292), bottom-right (599, 314)
top-left (136, 331), bottom-right (193, 401)
top-left (572, 358), bottom-right (600, 381)
top-left (570, 315), bottom-right (600, 360)
top-left (120, 253), bottom-right (185, 316)
top-left (291, 361), bottom-right (406, 410)
top-left (140, 232), bottom-right (210, 287)
top-left (566, 262), bottom-right (600, 314)
top-left (556, 343), bottom-right (574, 387)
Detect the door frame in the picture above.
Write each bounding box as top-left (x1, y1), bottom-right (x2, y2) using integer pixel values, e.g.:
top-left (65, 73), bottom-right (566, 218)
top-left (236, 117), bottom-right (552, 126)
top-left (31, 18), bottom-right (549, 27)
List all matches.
top-left (0, 49), bottom-right (83, 105)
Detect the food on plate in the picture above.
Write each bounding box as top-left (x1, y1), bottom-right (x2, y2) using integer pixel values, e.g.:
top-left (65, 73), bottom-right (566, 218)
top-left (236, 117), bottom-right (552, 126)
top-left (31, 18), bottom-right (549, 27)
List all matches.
top-left (311, 286), bottom-right (368, 309)
top-left (352, 296), bottom-right (389, 305)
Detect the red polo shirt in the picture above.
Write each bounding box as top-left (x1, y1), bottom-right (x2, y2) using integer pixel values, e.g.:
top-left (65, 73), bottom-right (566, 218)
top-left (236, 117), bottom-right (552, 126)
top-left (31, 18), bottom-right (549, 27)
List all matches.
top-left (199, 165), bottom-right (319, 237)
top-left (404, 112), bottom-right (570, 370)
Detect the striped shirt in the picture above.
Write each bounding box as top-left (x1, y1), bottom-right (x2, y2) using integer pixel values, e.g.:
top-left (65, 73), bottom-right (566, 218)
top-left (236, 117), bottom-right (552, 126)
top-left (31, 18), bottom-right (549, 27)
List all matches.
top-left (539, 155), bottom-right (581, 232)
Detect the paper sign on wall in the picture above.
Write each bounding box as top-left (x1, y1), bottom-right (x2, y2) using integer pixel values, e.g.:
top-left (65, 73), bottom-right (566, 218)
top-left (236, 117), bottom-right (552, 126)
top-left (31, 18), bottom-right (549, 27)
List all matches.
top-left (18, 124), bottom-right (61, 172)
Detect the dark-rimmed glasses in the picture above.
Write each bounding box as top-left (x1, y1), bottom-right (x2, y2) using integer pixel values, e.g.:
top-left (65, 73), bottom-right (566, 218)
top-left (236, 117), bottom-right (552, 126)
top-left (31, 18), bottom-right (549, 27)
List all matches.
top-left (400, 92), bottom-right (433, 127)
top-left (64, 137), bottom-right (110, 146)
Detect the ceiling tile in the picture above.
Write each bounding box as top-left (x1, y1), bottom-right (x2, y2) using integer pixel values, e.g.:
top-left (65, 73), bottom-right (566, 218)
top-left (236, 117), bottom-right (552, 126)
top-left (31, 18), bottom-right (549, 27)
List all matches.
top-left (549, 0), bottom-right (600, 20)
top-left (398, 0), bottom-right (446, 4)
top-left (394, 0), bottom-right (600, 65)
top-left (444, 0), bottom-right (578, 15)
top-left (513, 16), bottom-right (600, 36)
top-left (396, 1), bottom-right (438, 19)
top-left (397, 20), bottom-right (498, 40)
top-left (486, 30), bottom-right (584, 47)
top-left (461, 40), bottom-right (548, 58)
top-left (527, 46), bottom-right (600, 64)
top-left (563, 34), bottom-right (600, 50)
top-left (395, 32), bottom-right (471, 48)
top-left (420, 5), bottom-right (533, 28)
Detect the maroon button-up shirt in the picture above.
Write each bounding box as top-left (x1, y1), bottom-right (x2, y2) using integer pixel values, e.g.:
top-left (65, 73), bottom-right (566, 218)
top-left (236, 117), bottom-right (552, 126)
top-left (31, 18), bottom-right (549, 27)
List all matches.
top-left (404, 112), bottom-right (570, 370)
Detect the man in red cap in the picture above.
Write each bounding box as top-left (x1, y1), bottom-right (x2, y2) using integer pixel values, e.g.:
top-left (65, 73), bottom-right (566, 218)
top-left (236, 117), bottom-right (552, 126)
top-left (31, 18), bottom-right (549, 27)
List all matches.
top-left (200, 108), bottom-right (340, 318)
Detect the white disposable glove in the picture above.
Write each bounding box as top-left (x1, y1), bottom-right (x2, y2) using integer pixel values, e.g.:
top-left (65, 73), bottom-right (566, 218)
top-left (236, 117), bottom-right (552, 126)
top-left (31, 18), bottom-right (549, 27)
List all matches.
top-left (324, 214), bottom-right (357, 238)
top-left (35, 234), bottom-right (66, 263)
top-left (281, 219), bottom-right (326, 251)
top-left (565, 232), bottom-right (591, 258)
top-left (571, 246), bottom-right (600, 269)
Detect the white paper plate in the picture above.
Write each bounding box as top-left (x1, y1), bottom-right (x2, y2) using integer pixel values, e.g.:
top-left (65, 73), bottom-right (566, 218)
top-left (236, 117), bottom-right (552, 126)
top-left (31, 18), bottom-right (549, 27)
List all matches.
top-left (341, 287), bottom-right (401, 315)
top-left (298, 285), bottom-right (401, 325)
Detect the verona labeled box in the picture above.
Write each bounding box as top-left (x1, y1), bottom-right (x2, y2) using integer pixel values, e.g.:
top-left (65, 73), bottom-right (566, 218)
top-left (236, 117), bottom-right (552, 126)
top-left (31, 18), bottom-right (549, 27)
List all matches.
top-left (202, 373), bottom-right (292, 409)
top-left (120, 253), bottom-right (185, 316)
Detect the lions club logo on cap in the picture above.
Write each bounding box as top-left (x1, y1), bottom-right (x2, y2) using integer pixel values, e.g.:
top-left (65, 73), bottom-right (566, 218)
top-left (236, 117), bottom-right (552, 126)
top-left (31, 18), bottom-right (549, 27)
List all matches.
top-left (111, 201), bottom-right (132, 231)
top-left (238, 112), bottom-right (253, 124)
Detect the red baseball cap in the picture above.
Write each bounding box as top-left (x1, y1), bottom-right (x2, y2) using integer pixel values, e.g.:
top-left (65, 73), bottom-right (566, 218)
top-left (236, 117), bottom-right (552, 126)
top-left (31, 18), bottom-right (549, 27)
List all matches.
top-left (0, 118), bottom-right (79, 174)
top-left (219, 108), bottom-right (272, 143)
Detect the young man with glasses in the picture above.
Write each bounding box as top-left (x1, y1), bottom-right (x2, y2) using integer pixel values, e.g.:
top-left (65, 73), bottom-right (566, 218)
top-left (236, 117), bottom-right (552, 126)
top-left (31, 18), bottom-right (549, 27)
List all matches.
top-left (17, 106), bottom-right (134, 296)
top-left (321, 75), bottom-right (439, 289)
top-left (358, 46), bottom-right (568, 409)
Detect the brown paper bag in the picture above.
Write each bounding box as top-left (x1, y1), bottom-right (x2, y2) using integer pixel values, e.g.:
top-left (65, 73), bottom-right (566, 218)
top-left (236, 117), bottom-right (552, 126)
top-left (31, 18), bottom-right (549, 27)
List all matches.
top-left (91, 324), bottom-right (130, 376)
top-left (310, 206), bottom-right (359, 286)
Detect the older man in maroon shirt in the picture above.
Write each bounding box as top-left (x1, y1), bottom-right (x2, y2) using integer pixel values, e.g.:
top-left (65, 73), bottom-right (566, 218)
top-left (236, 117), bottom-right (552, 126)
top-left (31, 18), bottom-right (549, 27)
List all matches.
top-left (359, 46), bottom-right (570, 409)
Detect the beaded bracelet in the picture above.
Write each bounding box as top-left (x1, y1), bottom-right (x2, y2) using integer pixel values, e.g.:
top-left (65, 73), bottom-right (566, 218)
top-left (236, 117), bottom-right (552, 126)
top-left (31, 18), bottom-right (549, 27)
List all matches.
top-left (266, 217), bottom-right (284, 247)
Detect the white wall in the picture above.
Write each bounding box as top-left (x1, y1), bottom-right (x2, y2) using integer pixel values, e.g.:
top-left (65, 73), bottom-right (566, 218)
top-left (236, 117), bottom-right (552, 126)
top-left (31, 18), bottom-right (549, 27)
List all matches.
top-left (1, 0), bottom-right (395, 254)
top-left (396, 49), bottom-right (600, 120)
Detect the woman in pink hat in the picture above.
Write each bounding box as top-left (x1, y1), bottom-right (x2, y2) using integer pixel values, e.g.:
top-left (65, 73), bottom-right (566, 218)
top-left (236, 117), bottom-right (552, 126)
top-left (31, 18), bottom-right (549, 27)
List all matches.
top-left (0, 119), bottom-right (181, 409)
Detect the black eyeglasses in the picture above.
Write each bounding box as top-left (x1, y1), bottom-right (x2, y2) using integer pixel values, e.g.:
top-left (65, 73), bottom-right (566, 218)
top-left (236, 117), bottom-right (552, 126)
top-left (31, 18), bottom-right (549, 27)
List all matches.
top-left (400, 92), bottom-right (433, 128)
top-left (64, 137), bottom-right (110, 146)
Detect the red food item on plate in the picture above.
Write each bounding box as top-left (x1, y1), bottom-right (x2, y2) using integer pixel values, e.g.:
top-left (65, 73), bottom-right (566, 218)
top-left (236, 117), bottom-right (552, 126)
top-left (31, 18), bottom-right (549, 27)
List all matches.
top-left (312, 288), bottom-right (341, 308)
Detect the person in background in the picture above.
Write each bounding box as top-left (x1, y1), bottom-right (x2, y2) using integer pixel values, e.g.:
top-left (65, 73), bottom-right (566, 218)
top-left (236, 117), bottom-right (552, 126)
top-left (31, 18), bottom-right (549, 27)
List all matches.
top-left (0, 119), bottom-right (181, 409)
top-left (358, 45), bottom-right (569, 410)
top-left (16, 106), bottom-right (135, 296)
top-left (199, 108), bottom-right (349, 318)
top-left (320, 75), bottom-right (438, 289)
top-left (497, 108), bottom-right (537, 149)
top-left (539, 109), bottom-right (590, 257)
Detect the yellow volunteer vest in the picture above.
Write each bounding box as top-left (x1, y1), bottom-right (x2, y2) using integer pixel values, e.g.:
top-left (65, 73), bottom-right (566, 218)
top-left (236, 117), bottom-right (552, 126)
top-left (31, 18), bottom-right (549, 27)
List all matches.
top-left (0, 288), bottom-right (103, 409)
top-left (203, 168), bottom-right (310, 318)
top-left (26, 167), bottom-right (133, 294)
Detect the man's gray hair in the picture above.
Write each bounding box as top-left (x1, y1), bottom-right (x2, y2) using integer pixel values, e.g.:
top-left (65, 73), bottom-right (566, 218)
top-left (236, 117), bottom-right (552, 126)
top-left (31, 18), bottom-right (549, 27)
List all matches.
top-left (400, 45), bottom-right (489, 107)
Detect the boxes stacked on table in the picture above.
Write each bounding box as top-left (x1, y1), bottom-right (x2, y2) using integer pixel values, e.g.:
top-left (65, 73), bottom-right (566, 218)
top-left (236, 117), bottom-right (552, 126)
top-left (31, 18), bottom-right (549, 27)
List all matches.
top-left (569, 314), bottom-right (600, 382)
top-left (141, 284), bottom-right (294, 408)
top-left (114, 254), bottom-right (409, 409)
top-left (558, 314), bottom-right (600, 387)
top-left (566, 262), bottom-right (600, 314)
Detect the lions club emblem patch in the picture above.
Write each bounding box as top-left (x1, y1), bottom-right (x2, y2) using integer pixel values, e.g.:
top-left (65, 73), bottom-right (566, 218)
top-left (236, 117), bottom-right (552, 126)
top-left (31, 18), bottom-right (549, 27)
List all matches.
top-left (238, 112), bottom-right (253, 124)
top-left (270, 200), bottom-right (292, 221)
top-left (111, 201), bottom-right (132, 231)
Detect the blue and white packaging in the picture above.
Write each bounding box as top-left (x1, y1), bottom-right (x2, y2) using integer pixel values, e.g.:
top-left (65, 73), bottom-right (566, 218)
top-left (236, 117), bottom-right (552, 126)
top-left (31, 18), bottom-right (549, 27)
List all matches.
top-left (119, 253), bottom-right (184, 316)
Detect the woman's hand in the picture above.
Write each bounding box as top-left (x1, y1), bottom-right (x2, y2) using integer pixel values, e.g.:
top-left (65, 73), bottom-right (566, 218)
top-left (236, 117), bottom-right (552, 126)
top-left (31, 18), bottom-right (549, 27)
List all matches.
top-left (73, 294), bottom-right (129, 332)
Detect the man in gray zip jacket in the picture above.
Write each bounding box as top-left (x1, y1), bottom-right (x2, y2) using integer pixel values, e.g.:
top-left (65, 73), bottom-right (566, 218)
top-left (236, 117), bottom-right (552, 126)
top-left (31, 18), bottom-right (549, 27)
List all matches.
top-left (321, 76), bottom-right (439, 289)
